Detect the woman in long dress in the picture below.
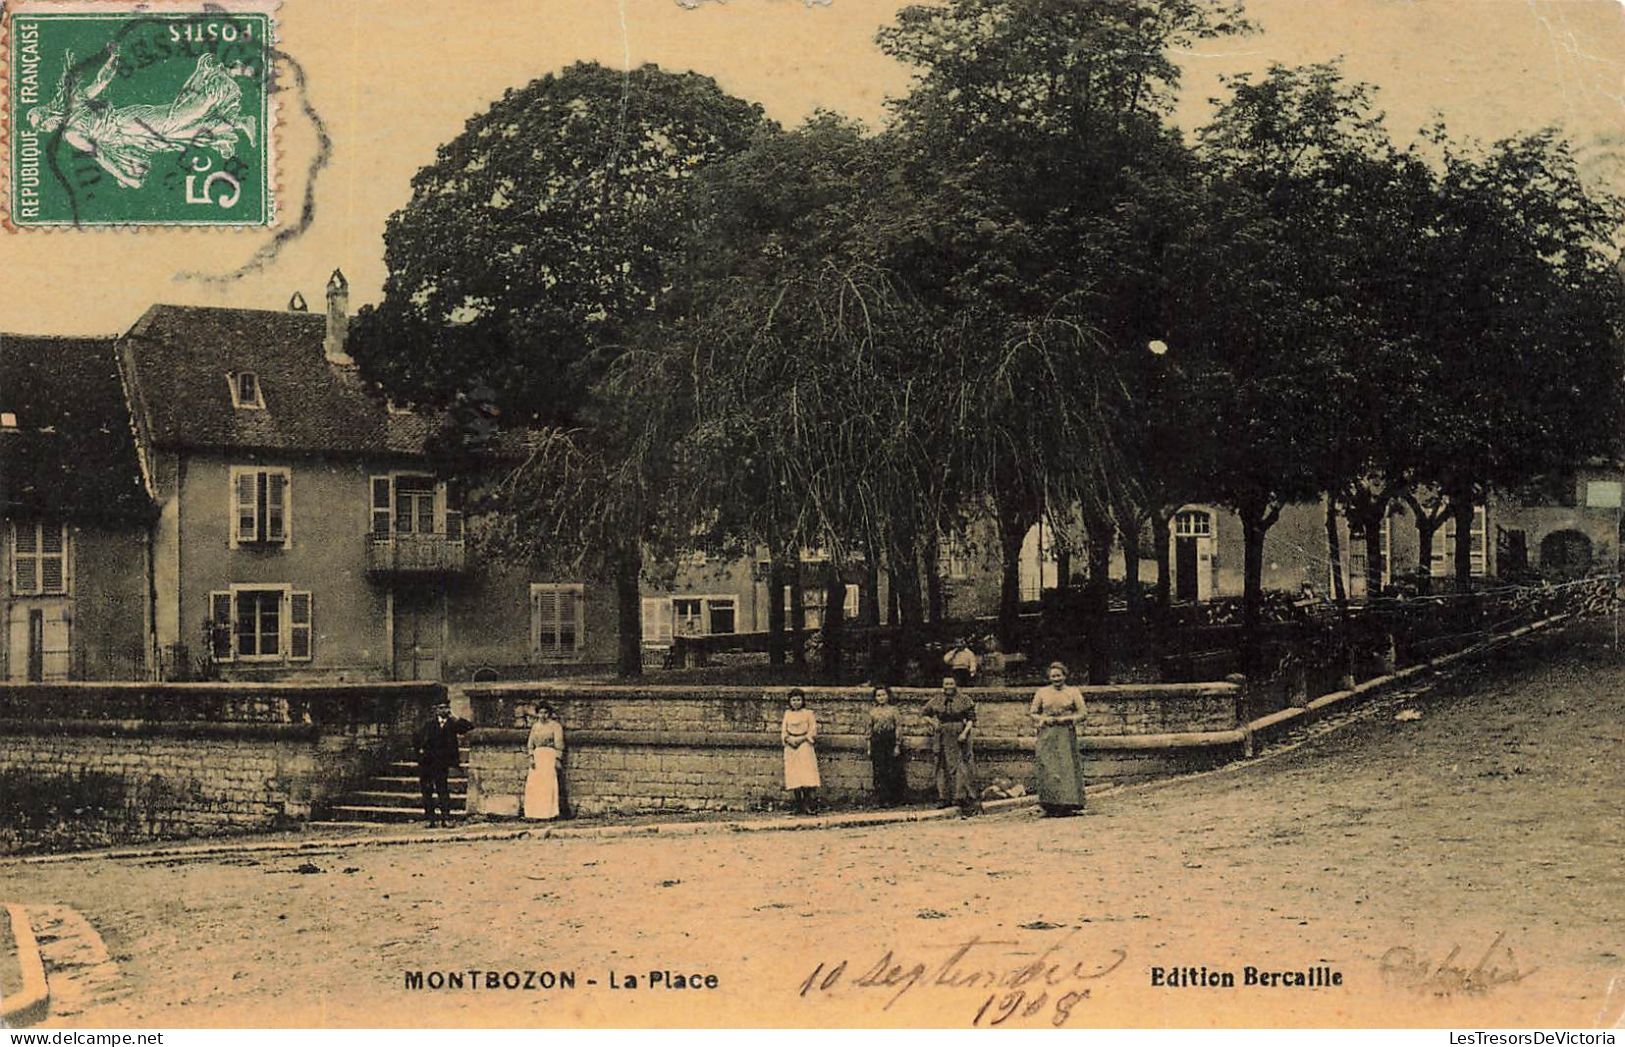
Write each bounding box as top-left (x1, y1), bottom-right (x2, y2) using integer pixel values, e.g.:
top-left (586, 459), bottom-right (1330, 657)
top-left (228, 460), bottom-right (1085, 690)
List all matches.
top-left (923, 676), bottom-right (980, 817)
top-left (867, 685), bottom-right (906, 806)
top-left (1030, 661), bottom-right (1087, 816)
top-left (523, 703), bottom-right (565, 821)
top-left (781, 688), bottom-right (821, 814)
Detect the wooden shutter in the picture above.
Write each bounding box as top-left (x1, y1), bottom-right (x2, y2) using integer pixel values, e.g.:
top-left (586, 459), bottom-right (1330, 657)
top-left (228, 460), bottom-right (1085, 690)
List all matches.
top-left (235, 471), bottom-right (258, 543)
top-left (40, 605), bottom-right (70, 681)
top-left (370, 476), bottom-right (392, 535)
top-left (565, 586), bottom-right (584, 655)
top-left (209, 591), bottom-right (234, 661)
top-left (289, 591), bottom-right (313, 661)
top-left (38, 525), bottom-right (65, 593)
top-left (266, 473), bottom-right (288, 543)
top-left (12, 523), bottom-right (37, 593)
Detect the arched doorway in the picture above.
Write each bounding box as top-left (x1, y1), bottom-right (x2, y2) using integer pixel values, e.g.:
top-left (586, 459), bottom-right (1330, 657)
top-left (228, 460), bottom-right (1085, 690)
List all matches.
top-left (1171, 507), bottom-right (1216, 602)
top-left (1539, 529), bottom-right (1594, 579)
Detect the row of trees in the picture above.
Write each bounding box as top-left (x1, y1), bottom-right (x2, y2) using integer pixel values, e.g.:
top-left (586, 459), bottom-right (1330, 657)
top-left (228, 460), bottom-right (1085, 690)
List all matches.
top-left (353, 0), bottom-right (1623, 677)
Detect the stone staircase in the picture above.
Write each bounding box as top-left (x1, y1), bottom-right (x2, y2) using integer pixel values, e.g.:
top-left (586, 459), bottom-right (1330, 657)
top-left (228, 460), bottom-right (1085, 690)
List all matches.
top-left (313, 746), bottom-right (471, 826)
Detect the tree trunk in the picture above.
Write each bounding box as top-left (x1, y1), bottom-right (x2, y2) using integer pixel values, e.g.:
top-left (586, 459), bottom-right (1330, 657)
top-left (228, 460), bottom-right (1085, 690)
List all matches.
top-left (614, 541), bottom-right (643, 678)
top-left (1056, 548), bottom-right (1072, 592)
top-left (1122, 513), bottom-right (1144, 622)
top-left (789, 561), bottom-right (807, 667)
top-left (863, 553), bottom-right (880, 627)
top-left (1084, 512), bottom-right (1114, 684)
top-left (1452, 496), bottom-right (1475, 593)
top-left (1325, 498), bottom-right (1346, 608)
top-left (1240, 503), bottom-right (1276, 679)
top-left (1415, 519), bottom-right (1438, 596)
top-left (1152, 510), bottom-right (1173, 612)
top-left (820, 562), bottom-right (846, 675)
top-left (767, 553), bottom-right (787, 667)
top-left (890, 541), bottom-right (925, 679)
top-left (996, 516), bottom-right (1028, 651)
top-left (925, 532), bottom-right (944, 624)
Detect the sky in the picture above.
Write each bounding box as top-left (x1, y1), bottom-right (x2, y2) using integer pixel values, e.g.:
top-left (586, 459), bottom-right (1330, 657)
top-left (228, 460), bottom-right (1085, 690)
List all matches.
top-left (3, 0), bottom-right (1624, 335)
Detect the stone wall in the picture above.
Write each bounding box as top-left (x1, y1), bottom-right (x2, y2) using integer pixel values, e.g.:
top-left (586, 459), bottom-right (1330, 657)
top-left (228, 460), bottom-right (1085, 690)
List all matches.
top-left (0, 681), bottom-right (441, 847)
top-left (462, 682), bottom-right (1243, 817)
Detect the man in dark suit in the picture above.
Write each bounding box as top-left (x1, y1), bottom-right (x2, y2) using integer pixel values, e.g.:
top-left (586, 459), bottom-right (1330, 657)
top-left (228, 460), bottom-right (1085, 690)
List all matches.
top-left (414, 699), bottom-right (472, 826)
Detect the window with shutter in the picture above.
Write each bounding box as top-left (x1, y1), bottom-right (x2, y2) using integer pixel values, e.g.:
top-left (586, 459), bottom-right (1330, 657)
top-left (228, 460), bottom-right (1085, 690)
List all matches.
top-left (289, 591), bottom-right (313, 661)
top-left (230, 468), bottom-right (292, 546)
top-left (640, 597), bottom-right (673, 643)
top-left (10, 523), bottom-right (68, 595)
top-left (531, 584), bottom-right (585, 662)
top-left (234, 589), bottom-right (282, 658)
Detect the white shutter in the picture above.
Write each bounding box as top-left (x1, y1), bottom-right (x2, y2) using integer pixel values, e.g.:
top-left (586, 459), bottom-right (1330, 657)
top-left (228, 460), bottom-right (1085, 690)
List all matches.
top-left (235, 472), bottom-right (258, 543)
top-left (6, 608), bottom-right (27, 681)
top-left (289, 591), bottom-right (313, 661)
top-left (39, 525), bottom-right (65, 593)
top-left (12, 523), bottom-right (37, 593)
top-left (370, 476), bottom-right (392, 535)
top-left (844, 583), bottom-right (860, 618)
top-left (640, 598), bottom-right (665, 642)
top-left (40, 605), bottom-right (70, 681)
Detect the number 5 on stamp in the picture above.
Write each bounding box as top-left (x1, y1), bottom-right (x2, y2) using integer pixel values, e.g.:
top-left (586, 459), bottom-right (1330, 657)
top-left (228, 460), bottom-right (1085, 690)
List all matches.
top-left (5, 0), bottom-right (276, 227)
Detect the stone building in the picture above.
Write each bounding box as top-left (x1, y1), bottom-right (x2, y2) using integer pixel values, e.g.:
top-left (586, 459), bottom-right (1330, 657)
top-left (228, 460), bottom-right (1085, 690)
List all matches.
top-left (116, 273), bottom-right (618, 681)
top-left (0, 335), bottom-right (156, 680)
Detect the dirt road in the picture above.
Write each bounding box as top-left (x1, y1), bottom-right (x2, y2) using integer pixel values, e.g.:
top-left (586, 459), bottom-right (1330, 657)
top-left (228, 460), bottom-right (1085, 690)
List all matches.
top-left (4, 624), bottom-right (1621, 1028)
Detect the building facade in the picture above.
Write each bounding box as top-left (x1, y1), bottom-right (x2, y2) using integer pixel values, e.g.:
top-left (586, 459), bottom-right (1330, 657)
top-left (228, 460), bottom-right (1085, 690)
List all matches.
top-left (0, 335), bottom-right (156, 681)
top-left (117, 274), bottom-right (617, 681)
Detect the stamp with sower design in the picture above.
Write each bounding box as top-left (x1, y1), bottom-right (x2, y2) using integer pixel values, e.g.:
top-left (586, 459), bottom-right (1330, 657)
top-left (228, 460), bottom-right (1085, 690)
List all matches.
top-left (6, 0), bottom-right (275, 227)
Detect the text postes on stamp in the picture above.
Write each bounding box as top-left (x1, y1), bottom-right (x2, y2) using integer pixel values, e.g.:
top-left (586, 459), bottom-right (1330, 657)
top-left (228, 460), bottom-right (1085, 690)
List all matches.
top-left (6, 0), bottom-right (276, 227)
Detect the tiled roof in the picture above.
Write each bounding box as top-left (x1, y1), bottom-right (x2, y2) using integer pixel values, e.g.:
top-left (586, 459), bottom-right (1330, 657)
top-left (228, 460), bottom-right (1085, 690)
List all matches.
top-left (0, 335), bottom-right (155, 522)
top-left (120, 304), bottom-right (440, 456)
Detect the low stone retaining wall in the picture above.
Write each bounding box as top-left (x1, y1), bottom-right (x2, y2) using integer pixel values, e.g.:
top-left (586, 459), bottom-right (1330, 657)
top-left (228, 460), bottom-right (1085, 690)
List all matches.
top-left (0, 682), bottom-right (442, 848)
top-left (461, 682), bottom-right (1244, 816)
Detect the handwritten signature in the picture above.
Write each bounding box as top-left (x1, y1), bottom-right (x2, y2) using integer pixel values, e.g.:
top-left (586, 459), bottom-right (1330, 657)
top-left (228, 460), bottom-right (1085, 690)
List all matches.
top-left (1380, 931), bottom-right (1538, 996)
top-left (798, 931), bottom-right (1127, 1027)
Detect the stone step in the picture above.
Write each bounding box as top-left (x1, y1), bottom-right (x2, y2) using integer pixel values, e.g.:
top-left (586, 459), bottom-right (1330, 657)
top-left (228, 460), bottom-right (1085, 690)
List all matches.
top-left (382, 762), bottom-right (469, 777)
top-left (321, 804), bottom-right (465, 823)
top-left (349, 789), bottom-right (465, 807)
top-left (375, 771), bottom-right (467, 784)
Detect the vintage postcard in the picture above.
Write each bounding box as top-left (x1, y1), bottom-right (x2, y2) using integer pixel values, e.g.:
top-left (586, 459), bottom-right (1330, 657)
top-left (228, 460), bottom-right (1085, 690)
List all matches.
top-left (0, 0), bottom-right (1623, 1034)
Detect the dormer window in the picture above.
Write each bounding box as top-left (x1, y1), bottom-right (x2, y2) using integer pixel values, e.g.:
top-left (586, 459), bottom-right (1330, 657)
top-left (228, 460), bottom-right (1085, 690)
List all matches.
top-left (230, 371), bottom-right (264, 409)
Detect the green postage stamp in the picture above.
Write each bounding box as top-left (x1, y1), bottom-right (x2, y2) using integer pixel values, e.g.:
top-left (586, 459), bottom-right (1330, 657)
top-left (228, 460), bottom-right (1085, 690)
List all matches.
top-left (5, 0), bottom-right (276, 227)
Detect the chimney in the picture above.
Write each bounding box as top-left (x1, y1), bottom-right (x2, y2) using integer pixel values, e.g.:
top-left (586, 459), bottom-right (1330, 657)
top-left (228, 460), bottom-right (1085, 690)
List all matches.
top-left (324, 268), bottom-right (353, 365)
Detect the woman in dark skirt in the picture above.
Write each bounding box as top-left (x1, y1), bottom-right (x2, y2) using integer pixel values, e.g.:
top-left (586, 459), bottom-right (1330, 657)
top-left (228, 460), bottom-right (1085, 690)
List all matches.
top-left (1030, 661), bottom-right (1087, 816)
top-left (923, 676), bottom-right (981, 817)
top-left (867, 685), bottom-right (906, 805)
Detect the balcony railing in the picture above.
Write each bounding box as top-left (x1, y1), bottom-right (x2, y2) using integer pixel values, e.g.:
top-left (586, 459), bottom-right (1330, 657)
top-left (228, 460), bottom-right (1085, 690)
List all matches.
top-left (365, 532), bottom-right (468, 575)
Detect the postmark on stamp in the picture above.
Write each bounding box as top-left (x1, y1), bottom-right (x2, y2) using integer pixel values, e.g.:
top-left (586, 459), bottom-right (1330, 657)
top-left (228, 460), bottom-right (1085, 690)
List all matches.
top-left (5, 0), bottom-right (276, 227)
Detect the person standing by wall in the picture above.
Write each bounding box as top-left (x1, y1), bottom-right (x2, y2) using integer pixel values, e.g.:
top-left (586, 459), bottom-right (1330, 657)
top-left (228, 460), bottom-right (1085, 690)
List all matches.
top-left (524, 702), bottom-right (566, 821)
top-left (1030, 661), bottom-right (1088, 816)
top-left (780, 688), bottom-right (821, 814)
top-left (923, 676), bottom-right (980, 817)
top-left (413, 698), bottom-right (472, 827)
top-left (867, 684), bottom-right (906, 806)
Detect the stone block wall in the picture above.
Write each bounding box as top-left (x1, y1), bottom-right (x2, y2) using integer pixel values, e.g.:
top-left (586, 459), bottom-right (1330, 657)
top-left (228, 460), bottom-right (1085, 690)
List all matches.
top-left (0, 681), bottom-right (442, 848)
top-left (462, 682), bottom-right (1242, 817)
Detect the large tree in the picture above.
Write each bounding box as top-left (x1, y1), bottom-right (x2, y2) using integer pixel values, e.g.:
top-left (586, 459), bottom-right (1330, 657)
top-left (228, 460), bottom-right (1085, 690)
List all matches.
top-left (1180, 64), bottom-right (1394, 668)
top-left (1403, 129), bottom-right (1623, 590)
top-left (352, 62), bottom-right (769, 675)
top-left (876, 0), bottom-right (1247, 670)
